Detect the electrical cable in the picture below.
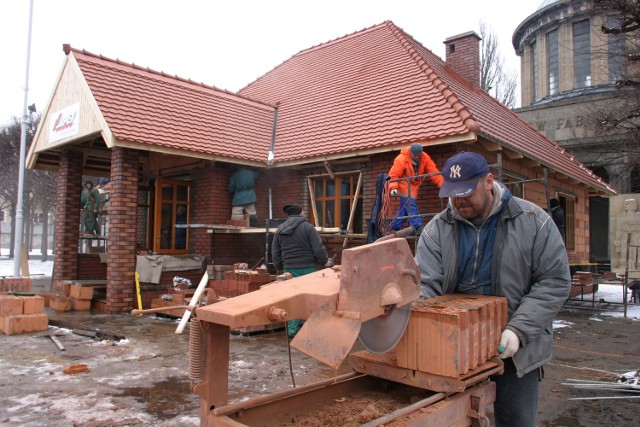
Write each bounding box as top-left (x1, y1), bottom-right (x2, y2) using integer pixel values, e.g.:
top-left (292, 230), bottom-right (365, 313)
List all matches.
top-left (285, 322), bottom-right (297, 388)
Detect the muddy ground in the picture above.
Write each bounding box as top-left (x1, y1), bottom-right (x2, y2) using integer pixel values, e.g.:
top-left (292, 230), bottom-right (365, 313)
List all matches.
top-left (1, 281), bottom-right (638, 426)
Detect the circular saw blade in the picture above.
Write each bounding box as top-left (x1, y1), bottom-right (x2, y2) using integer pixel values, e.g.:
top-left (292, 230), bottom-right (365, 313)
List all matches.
top-left (358, 303), bottom-right (411, 354)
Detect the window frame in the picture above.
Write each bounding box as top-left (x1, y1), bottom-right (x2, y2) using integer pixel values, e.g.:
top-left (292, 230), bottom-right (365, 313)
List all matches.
top-left (558, 193), bottom-right (576, 251)
top-left (152, 178), bottom-right (191, 254)
top-left (547, 29), bottom-right (559, 96)
top-left (307, 172), bottom-right (363, 234)
top-left (573, 19), bottom-right (591, 89)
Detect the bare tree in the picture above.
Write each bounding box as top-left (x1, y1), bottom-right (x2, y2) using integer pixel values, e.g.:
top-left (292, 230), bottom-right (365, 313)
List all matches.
top-left (0, 115), bottom-right (57, 259)
top-left (479, 21), bottom-right (518, 108)
top-left (589, 0), bottom-right (640, 189)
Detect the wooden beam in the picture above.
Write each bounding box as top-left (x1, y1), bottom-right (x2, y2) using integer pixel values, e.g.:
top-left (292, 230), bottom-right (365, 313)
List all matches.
top-left (479, 140), bottom-right (502, 152)
top-left (502, 147), bottom-right (523, 160)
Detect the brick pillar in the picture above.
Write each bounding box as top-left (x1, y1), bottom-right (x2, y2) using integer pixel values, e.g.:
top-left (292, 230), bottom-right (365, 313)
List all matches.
top-left (444, 31), bottom-right (481, 87)
top-left (53, 150), bottom-right (83, 283)
top-left (106, 147), bottom-right (139, 313)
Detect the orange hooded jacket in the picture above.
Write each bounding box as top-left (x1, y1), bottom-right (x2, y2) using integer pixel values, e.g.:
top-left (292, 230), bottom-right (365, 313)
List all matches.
top-left (388, 147), bottom-right (443, 198)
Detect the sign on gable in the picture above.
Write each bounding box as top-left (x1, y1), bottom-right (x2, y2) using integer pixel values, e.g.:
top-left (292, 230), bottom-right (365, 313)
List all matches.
top-left (49, 102), bottom-right (80, 143)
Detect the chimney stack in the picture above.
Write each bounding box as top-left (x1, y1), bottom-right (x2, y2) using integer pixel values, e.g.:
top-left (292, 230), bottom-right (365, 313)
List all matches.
top-left (444, 31), bottom-right (481, 87)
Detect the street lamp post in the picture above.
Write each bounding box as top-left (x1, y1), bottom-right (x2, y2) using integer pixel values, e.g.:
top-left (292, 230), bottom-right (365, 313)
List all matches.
top-left (13, 0), bottom-right (34, 277)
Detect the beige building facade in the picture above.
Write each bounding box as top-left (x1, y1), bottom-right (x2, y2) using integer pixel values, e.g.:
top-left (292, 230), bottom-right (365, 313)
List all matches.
top-left (512, 0), bottom-right (636, 263)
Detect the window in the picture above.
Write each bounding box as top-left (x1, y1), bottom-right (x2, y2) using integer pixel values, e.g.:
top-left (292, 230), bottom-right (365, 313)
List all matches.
top-left (608, 18), bottom-right (625, 84)
top-left (311, 173), bottom-right (363, 233)
top-left (560, 195), bottom-right (575, 251)
top-left (547, 30), bottom-right (559, 96)
top-left (0, 210), bottom-right (4, 222)
top-left (573, 20), bottom-right (591, 89)
top-left (531, 41), bottom-right (538, 101)
top-left (153, 178), bottom-right (190, 253)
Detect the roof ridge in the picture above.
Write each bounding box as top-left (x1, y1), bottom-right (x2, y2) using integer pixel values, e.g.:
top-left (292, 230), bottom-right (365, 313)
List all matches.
top-left (63, 44), bottom-right (276, 109)
top-left (386, 22), bottom-right (480, 132)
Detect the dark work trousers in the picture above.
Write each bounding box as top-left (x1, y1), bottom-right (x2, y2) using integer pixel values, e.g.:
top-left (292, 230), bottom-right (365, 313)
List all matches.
top-left (491, 357), bottom-right (542, 427)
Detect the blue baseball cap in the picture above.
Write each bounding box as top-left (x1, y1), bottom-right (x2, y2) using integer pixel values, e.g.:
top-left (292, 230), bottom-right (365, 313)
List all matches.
top-left (439, 152), bottom-right (490, 198)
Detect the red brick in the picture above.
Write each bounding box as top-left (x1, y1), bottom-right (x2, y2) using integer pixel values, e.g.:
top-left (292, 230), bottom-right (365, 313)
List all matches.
top-left (20, 296), bottom-right (45, 314)
top-left (0, 296), bottom-right (24, 316)
top-left (71, 298), bottom-right (91, 311)
top-left (69, 285), bottom-right (94, 300)
top-left (1, 313), bottom-right (48, 335)
top-left (50, 295), bottom-right (72, 312)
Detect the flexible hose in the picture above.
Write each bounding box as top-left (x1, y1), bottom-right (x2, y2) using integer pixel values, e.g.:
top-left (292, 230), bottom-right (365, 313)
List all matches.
top-left (188, 318), bottom-right (204, 382)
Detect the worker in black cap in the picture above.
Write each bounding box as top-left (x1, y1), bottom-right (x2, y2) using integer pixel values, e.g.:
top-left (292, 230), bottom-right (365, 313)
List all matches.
top-left (271, 203), bottom-right (332, 337)
top-left (80, 180), bottom-right (101, 236)
top-left (388, 143), bottom-right (443, 233)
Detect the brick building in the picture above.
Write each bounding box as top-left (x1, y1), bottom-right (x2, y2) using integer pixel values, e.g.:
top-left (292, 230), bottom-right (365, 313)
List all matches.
top-left (27, 21), bottom-right (613, 312)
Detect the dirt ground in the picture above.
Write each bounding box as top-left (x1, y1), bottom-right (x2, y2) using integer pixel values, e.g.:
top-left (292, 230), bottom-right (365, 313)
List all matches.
top-left (1, 280), bottom-right (639, 426)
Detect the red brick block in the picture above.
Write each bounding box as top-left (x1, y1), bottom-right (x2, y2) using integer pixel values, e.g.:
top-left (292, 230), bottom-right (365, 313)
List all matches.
top-left (0, 296), bottom-right (24, 316)
top-left (20, 296), bottom-right (45, 314)
top-left (1, 313), bottom-right (48, 335)
top-left (71, 298), bottom-right (91, 311)
top-left (69, 285), bottom-right (93, 300)
top-left (50, 295), bottom-right (72, 312)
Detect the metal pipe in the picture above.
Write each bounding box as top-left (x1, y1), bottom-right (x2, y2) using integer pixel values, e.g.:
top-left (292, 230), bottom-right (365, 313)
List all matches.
top-left (13, 0), bottom-right (34, 277)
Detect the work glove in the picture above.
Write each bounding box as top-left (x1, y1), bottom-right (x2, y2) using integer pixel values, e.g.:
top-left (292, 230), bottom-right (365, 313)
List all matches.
top-left (390, 189), bottom-right (398, 196)
top-left (497, 329), bottom-right (520, 359)
top-left (324, 257), bottom-right (335, 268)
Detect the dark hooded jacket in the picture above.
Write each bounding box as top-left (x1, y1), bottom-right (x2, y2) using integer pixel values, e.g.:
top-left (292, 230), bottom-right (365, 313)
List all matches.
top-left (271, 215), bottom-right (328, 270)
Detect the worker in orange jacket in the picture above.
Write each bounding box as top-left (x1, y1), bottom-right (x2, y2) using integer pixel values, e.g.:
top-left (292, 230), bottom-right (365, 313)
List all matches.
top-left (388, 143), bottom-right (443, 232)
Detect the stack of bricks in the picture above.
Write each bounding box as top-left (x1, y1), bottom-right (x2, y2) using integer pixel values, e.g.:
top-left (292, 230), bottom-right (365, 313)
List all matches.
top-left (0, 294), bottom-right (48, 335)
top-left (150, 288), bottom-right (195, 317)
top-left (50, 282), bottom-right (93, 312)
top-left (208, 266), bottom-right (272, 298)
top-left (0, 277), bottom-right (33, 293)
top-left (395, 294), bottom-right (508, 378)
top-left (569, 271), bottom-right (595, 298)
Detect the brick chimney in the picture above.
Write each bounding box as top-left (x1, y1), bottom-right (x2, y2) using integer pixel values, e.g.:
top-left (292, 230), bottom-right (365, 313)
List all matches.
top-left (444, 31), bottom-right (481, 87)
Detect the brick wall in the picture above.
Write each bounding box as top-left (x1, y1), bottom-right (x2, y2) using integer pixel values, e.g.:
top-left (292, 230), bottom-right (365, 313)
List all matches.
top-left (106, 147), bottom-right (139, 313)
top-left (53, 150), bottom-right (83, 282)
top-left (444, 32), bottom-right (481, 87)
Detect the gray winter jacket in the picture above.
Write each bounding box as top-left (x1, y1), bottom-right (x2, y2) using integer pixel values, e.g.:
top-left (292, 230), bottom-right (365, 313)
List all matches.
top-left (271, 216), bottom-right (329, 270)
top-left (415, 182), bottom-right (570, 377)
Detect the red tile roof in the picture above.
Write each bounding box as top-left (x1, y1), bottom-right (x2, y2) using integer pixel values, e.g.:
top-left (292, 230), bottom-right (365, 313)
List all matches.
top-left (70, 48), bottom-right (275, 164)
top-left (57, 20), bottom-right (612, 195)
top-left (240, 21), bottom-right (613, 194)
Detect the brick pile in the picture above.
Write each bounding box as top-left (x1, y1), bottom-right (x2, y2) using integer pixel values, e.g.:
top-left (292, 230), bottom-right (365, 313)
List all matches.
top-left (396, 294), bottom-right (508, 378)
top-left (49, 282), bottom-right (93, 312)
top-left (0, 294), bottom-right (48, 335)
top-left (569, 271), bottom-right (595, 298)
top-left (150, 288), bottom-right (195, 317)
top-left (0, 277), bottom-right (33, 293)
top-left (208, 266), bottom-right (272, 298)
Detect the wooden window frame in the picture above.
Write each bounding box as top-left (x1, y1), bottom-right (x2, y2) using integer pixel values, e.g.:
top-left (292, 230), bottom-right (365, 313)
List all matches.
top-left (558, 193), bottom-right (576, 251)
top-left (153, 178), bottom-right (191, 254)
top-left (307, 172), bottom-right (363, 234)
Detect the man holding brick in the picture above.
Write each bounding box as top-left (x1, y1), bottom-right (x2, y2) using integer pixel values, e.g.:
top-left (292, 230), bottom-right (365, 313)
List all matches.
top-left (415, 151), bottom-right (570, 427)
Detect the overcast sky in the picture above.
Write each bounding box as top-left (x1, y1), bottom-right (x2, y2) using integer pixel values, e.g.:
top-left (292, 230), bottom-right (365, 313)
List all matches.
top-left (1, 0), bottom-right (544, 126)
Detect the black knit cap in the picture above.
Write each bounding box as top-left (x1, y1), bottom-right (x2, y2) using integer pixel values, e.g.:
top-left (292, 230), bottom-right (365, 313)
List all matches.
top-left (283, 204), bottom-right (302, 215)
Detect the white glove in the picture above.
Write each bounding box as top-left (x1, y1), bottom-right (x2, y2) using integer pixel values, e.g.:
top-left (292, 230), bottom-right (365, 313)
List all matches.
top-left (324, 257), bottom-right (335, 267)
top-left (390, 189), bottom-right (398, 196)
top-left (498, 329), bottom-right (520, 359)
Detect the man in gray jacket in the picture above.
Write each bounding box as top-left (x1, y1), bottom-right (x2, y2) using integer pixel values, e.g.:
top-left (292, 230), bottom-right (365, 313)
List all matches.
top-left (415, 151), bottom-right (570, 427)
top-left (272, 204), bottom-right (332, 337)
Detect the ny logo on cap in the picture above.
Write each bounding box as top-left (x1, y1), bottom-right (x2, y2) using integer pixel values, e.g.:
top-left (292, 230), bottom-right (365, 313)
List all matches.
top-left (450, 165), bottom-right (462, 179)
